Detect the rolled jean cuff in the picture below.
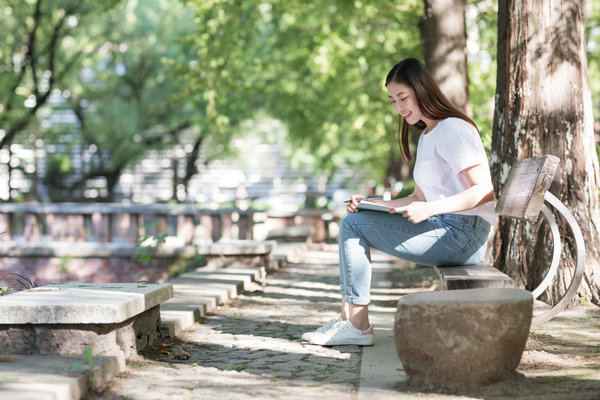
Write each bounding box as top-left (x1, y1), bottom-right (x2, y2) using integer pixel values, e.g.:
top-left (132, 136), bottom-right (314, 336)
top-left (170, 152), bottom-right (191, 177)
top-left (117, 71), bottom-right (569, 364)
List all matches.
top-left (340, 293), bottom-right (370, 306)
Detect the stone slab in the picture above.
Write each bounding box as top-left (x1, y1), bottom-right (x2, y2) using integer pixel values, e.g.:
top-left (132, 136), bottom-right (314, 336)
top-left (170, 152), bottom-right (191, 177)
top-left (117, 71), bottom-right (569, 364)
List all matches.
top-left (0, 353), bottom-right (124, 399)
top-left (394, 288), bottom-right (533, 389)
top-left (0, 282), bottom-right (173, 324)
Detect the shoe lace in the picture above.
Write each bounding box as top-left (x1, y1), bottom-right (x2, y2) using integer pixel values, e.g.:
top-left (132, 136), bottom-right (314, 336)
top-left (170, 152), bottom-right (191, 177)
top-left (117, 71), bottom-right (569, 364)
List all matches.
top-left (315, 317), bottom-right (341, 333)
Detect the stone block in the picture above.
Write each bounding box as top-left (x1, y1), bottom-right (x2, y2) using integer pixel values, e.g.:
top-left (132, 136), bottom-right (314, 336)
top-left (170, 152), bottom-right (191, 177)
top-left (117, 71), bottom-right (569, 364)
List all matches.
top-left (0, 306), bottom-right (160, 361)
top-left (0, 283), bottom-right (171, 361)
top-left (394, 288), bottom-right (533, 389)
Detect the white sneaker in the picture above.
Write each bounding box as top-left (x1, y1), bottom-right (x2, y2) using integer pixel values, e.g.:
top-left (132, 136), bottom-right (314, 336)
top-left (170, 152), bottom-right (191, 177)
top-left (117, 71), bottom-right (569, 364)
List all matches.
top-left (301, 316), bottom-right (343, 341)
top-left (308, 320), bottom-right (374, 346)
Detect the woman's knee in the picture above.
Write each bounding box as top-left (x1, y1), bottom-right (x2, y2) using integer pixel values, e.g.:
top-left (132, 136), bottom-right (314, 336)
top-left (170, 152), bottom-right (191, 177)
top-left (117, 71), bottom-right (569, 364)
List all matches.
top-left (340, 212), bottom-right (366, 230)
top-left (339, 213), bottom-right (356, 234)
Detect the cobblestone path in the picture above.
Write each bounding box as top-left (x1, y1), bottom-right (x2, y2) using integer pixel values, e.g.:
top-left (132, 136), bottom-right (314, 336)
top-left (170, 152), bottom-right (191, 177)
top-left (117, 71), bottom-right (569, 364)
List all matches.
top-left (94, 246), bottom-right (381, 400)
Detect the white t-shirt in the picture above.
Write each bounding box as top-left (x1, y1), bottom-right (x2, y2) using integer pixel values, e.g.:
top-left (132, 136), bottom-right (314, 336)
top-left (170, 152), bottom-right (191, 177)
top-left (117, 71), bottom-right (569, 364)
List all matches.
top-left (413, 117), bottom-right (496, 226)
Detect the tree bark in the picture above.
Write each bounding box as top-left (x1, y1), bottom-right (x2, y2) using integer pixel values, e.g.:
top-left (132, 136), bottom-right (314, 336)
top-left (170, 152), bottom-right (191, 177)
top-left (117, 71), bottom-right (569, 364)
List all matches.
top-left (492, 0), bottom-right (600, 306)
top-left (421, 0), bottom-right (472, 115)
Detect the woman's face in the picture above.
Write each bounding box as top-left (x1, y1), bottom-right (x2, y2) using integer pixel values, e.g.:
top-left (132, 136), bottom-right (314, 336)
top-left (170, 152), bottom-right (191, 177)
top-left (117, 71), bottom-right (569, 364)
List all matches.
top-left (386, 81), bottom-right (423, 126)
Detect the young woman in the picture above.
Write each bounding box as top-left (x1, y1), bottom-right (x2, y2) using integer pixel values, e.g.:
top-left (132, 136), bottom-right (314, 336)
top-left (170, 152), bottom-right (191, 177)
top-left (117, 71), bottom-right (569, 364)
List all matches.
top-left (302, 58), bottom-right (496, 346)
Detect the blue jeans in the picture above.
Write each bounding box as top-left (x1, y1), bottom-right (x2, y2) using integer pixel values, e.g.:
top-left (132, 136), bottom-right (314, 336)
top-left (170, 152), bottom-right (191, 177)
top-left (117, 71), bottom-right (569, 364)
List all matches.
top-left (338, 211), bottom-right (491, 305)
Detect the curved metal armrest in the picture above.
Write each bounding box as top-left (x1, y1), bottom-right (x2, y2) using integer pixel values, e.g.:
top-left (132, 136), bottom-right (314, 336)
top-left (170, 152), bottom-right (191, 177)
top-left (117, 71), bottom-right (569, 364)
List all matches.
top-left (531, 191), bottom-right (586, 326)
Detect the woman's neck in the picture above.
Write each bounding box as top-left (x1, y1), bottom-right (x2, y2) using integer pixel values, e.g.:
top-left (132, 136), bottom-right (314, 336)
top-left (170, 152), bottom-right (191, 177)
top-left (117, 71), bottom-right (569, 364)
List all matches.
top-left (423, 118), bottom-right (440, 134)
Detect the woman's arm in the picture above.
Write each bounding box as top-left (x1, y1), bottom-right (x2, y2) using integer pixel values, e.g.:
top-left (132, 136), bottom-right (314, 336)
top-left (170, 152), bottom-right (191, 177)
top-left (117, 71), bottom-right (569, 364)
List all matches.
top-left (390, 164), bottom-right (495, 223)
top-left (346, 186), bottom-right (425, 213)
top-left (378, 185), bottom-right (426, 207)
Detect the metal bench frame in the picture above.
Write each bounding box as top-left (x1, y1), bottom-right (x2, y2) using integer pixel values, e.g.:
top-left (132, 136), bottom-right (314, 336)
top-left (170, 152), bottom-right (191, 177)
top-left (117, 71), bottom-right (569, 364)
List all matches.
top-left (530, 191), bottom-right (585, 325)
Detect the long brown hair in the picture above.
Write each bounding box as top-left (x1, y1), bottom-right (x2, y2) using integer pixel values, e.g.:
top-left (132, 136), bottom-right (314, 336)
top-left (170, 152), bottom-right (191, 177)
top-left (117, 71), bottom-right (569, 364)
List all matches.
top-left (385, 58), bottom-right (478, 161)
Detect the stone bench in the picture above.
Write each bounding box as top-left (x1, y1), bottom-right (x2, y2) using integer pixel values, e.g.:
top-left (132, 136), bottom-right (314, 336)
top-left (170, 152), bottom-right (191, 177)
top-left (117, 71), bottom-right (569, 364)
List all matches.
top-left (266, 226), bottom-right (314, 244)
top-left (0, 282), bottom-right (173, 370)
top-left (199, 239), bottom-right (278, 271)
top-left (394, 288), bottom-right (533, 389)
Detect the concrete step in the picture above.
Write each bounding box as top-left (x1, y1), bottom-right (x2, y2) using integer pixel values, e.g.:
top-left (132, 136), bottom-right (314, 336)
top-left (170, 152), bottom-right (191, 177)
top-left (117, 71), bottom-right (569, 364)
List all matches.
top-left (159, 267), bottom-right (266, 338)
top-left (0, 354), bottom-right (124, 400)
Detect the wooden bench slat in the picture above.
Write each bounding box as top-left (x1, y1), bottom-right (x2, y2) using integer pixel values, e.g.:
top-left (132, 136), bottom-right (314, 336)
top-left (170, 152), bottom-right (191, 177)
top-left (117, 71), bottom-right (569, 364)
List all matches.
top-left (434, 265), bottom-right (514, 290)
top-left (495, 155), bottom-right (559, 222)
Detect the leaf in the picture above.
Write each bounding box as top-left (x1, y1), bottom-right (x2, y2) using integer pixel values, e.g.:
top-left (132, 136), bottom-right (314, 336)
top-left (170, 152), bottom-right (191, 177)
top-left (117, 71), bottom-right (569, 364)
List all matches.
top-left (173, 346), bottom-right (190, 360)
top-left (68, 360), bottom-right (85, 372)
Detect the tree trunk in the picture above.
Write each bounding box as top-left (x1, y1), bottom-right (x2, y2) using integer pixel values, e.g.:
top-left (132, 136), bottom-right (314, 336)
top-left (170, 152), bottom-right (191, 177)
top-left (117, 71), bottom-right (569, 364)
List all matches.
top-left (491, 0), bottom-right (600, 306)
top-left (182, 135), bottom-right (204, 200)
top-left (421, 0), bottom-right (472, 115)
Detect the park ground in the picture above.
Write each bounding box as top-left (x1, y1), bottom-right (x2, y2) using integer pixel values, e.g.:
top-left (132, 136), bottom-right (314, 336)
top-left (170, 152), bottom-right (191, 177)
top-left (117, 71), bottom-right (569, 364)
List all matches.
top-left (91, 244), bottom-right (600, 400)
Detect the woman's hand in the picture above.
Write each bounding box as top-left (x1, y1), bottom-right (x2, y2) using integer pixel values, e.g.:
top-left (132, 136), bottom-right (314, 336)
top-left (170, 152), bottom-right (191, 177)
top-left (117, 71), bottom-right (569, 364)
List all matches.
top-left (390, 201), bottom-right (433, 224)
top-left (346, 194), bottom-right (363, 213)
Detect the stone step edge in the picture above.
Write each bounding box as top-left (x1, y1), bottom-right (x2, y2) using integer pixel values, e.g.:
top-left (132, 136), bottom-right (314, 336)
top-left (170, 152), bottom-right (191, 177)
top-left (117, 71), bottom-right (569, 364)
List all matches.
top-left (159, 265), bottom-right (267, 338)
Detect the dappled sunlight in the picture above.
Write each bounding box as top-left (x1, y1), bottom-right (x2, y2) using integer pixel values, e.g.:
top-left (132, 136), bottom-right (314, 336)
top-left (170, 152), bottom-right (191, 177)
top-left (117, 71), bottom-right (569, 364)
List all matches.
top-left (541, 62), bottom-right (579, 114)
top-left (258, 284), bottom-right (342, 302)
top-left (266, 278), bottom-right (339, 291)
top-left (188, 328), bottom-right (354, 360)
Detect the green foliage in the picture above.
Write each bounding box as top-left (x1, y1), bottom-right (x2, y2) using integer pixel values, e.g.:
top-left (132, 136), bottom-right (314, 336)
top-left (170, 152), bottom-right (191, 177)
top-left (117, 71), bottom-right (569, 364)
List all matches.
top-left (44, 153), bottom-right (72, 187)
top-left (181, 0), bottom-right (423, 186)
top-left (0, 286), bottom-right (13, 296)
top-left (588, 0), bottom-right (600, 122)
top-left (2, 0), bottom-right (213, 200)
top-left (3, 0), bottom-right (600, 201)
top-left (0, 0), bottom-right (122, 149)
top-left (223, 362), bottom-right (246, 371)
top-left (133, 226), bottom-right (167, 265)
top-left (55, 0), bottom-right (202, 198)
top-left (167, 254), bottom-right (206, 279)
top-left (68, 347), bottom-right (103, 385)
top-left (465, 0), bottom-right (497, 152)
top-left (68, 347), bottom-right (97, 372)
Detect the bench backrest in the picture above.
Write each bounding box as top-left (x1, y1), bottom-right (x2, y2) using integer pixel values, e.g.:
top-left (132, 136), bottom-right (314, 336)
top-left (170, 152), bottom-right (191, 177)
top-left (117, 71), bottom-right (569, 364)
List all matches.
top-left (495, 155), bottom-right (560, 222)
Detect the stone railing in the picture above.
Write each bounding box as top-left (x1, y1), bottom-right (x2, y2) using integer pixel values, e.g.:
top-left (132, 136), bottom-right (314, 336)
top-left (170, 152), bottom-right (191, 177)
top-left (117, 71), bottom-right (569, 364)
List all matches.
top-left (0, 202), bottom-right (340, 286)
top-left (0, 202), bottom-right (341, 244)
top-left (0, 202), bottom-right (256, 244)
